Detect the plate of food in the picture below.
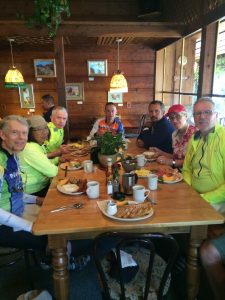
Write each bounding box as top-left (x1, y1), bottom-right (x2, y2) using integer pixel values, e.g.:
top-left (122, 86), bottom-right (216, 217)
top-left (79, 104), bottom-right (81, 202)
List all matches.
top-left (132, 169), bottom-right (151, 178)
top-left (143, 151), bottom-right (157, 162)
top-left (97, 200), bottom-right (154, 222)
top-left (60, 160), bottom-right (82, 171)
top-left (157, 168), bottom-right (183, 184)
top-left (57, 178), bottom-right (87, 195)
top-left (71, 148), bottom-right (90, 157)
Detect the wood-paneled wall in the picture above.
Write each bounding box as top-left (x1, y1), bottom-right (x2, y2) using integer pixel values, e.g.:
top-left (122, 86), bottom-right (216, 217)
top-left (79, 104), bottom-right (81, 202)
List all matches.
top-left (0, 43), bottom-right (155, 139)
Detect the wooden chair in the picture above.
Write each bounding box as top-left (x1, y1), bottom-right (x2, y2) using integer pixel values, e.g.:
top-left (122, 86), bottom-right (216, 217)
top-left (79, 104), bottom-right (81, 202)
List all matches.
top-left (93, 232), bottom-right (179, 300)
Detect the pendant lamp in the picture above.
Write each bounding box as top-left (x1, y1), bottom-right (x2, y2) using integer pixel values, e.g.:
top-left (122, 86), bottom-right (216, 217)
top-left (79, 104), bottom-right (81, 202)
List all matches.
top-left (109, 38), bottom-right (128, 93)
top-left (5, 38), bottom-right (25, 88)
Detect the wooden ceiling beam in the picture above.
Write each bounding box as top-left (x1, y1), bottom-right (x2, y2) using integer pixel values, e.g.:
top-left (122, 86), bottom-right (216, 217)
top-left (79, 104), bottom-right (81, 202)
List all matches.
top-left (0, 20), bottom-right (185, 38)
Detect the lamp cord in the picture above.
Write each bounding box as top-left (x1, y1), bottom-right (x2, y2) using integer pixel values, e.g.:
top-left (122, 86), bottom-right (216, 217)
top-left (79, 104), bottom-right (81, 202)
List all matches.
top-left (9, 39), bottom-right (14, 67)
top-left (117, 39), bottom-right (120, 71)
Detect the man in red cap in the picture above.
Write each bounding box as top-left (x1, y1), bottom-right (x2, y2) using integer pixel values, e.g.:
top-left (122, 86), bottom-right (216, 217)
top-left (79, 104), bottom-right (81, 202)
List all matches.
top-left (156, 104), bottom-right (196, 168)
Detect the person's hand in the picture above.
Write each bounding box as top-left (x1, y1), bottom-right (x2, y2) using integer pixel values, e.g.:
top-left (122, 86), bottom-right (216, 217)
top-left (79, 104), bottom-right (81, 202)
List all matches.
top-left (157, 155), bottom-right (172, 165)
top-left (60, 145), bottom-right (70, 155)
top-left (36, 197), bottom-right (44, 206)
top-left (136, 139), bottom-right (144, 148)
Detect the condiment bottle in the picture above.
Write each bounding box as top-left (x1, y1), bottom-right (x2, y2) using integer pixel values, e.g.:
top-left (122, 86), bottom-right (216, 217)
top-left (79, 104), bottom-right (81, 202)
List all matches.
top-left (112, 166), bottom-right (120, 194)
top-left (106, 158), bottom-right (113, 194)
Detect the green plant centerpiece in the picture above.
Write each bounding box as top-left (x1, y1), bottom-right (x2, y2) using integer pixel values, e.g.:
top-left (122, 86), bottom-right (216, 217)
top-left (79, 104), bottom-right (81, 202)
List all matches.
top-left (95, 132), bottom-right (125, 167)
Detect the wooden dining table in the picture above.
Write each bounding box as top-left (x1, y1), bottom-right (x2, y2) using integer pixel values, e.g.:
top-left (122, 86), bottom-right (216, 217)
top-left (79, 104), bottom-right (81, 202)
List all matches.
top-left (33, 140), bottom-right (224, 300)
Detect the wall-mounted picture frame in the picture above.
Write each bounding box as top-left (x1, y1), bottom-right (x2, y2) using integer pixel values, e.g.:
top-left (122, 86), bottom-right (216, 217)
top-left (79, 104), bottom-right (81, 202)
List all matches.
top-left (33, 59), bottom-right (56, 78)
top-left (87, 60), bottom-right (108, 76)
top-left (19, 84), bottom-right (35, 109)
top-left (108, 92), bottom-right (123, 103)
top-left (65, 83), bottom-right (84, 101)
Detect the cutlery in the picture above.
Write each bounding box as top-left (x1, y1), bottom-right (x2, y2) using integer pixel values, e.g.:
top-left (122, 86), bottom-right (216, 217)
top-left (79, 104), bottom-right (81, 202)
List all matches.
top-left (64, 165), bottom-right (68, 178)
top-left (50, 203), bottom-right (83, 213)
top-left (146, 196), bottom-right (157, 205)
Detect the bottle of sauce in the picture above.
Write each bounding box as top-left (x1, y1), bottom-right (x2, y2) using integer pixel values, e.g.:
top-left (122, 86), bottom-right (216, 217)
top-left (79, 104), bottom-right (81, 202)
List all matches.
top-left (106, 158), bottom-right (113, 195)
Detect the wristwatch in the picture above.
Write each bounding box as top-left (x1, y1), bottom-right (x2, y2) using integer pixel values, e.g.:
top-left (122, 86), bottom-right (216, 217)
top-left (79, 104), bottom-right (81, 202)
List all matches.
top-left (171, 160), bottom-right (176, 168)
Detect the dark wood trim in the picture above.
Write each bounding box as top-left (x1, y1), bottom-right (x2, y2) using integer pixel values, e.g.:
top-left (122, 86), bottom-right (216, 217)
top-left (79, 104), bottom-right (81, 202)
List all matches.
top-left (197, 22), bottom-right (218, 97)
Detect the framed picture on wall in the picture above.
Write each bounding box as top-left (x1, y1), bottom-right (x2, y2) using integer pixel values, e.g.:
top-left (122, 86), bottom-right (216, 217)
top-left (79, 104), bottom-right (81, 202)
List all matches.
top-left (19, 84), bottom-right (35, 109)
top-left (87, 60), bottom-right (108, 76)
top-left (65, 83), bottom-right (84, 100)
top-left (108, 92), bottom-right (123, 103)
top-left (33, 59), bottom-right (56, 77)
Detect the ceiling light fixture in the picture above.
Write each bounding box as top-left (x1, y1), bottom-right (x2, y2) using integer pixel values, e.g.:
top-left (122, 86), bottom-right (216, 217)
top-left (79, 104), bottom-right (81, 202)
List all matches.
top-left (109, 38), bottom-right (128, 93)
top-left (5, 38), bottom-right (25, 88)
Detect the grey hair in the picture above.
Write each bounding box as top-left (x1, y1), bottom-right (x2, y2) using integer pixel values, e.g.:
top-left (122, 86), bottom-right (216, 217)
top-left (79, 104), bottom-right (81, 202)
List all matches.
top-left (194, 97), bottom-right (215, 109)
top-left (0, 115), bottom-right (29, 132)
top-left (51, 106), bottom-right (68, 116)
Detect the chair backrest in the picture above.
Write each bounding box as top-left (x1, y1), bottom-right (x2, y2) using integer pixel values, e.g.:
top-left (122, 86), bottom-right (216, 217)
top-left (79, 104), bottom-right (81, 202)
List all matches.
top-left (93, 232), bottom-right (179, 300)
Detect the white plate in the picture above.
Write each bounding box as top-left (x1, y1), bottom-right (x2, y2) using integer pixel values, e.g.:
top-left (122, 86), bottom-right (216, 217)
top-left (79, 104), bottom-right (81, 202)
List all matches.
top-left (159, 174), bottom-right (183, 184)
top-left (60, 162), bottom-right (82, 171)
top-left (97, 200), bottom-right (154, 222)
top-left (57, 184), bottom-right (85, 196)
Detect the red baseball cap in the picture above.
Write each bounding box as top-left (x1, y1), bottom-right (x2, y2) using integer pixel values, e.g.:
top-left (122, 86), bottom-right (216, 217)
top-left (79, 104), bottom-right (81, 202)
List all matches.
top-left (165, 104), bottom-right (186, 116)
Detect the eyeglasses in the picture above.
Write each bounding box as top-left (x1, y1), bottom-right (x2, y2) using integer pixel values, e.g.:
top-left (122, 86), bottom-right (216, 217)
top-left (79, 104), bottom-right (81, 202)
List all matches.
top-left (193, 110), bottom-right (214, 117)
top-left (169, 114), bottom-right (183, 121)
top-left (32, 126), bottom-right (49, 132)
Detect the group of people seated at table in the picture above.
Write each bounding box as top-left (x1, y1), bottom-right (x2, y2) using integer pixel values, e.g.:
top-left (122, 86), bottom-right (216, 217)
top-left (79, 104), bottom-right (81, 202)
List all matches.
top-left (0, 94), bottom-right (225, 298)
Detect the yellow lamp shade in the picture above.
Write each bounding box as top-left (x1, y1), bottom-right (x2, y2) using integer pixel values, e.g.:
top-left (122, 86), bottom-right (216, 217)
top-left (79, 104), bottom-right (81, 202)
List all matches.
top-left (5, 67), bottom-right (25, 88)
top-left (109, 72), bottom-right (128, 93)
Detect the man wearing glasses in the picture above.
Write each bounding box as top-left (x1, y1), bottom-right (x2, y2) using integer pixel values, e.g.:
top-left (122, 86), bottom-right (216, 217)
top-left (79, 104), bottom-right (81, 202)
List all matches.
top-left (183, 98), bottom-right (225, 300)
top-left (183, 97), bottom-right (225, 215)
top-left (0, 115), bottom-right (46, 250)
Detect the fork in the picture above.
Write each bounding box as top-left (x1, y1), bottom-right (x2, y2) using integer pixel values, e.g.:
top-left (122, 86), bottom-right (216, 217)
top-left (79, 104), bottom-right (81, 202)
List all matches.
top-left (146, 197), bottom-right (157, 205)
top-left (50, 203), bottom-right (83, 213)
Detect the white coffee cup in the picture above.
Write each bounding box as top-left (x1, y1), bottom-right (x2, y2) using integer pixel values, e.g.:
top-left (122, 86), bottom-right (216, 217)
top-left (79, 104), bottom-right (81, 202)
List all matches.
top-left (83, 160), bottom-right (93, 173)
top-left (86, 181), bottom-right (100, 199)
top-left (136, 154), bottom-right (147, 167)
top-left (107, 200), bottom-right (117, 215)
top-left (147, 174), bottom-right (158, 190)
top-left (132, 185), bottom-right (150, 202)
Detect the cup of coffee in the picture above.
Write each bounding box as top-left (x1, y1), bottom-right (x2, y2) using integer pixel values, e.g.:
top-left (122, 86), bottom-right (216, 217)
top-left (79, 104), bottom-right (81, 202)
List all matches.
top-left (147, 174), bottom-right (158, 190)
top-left (83, 160), bottom-right (93, 173)
top-left (132, 185), bottom-right (150, 202)
top-left (86, 181), bottom-right (100, 199)
top-left (136, 154), bottom-right (147, 168)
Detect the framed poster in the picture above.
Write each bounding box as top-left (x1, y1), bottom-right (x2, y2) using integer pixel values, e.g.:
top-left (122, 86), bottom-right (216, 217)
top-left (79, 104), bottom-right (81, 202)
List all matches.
top-left (19, 84), bottom-right (35, 108)
top-left (33, 59), bottom-right (56, 77)
top-left (87, 60), bottom-right (108, 76)
top-left (108, 92), bottom-right (123, 103)
top-left (66, 83), bottom-right (84, 100)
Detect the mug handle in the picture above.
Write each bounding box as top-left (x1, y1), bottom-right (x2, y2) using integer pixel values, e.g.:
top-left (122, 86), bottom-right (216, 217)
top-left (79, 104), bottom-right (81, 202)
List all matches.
top-left (86, 187), bottom-right (91, 195)
top-left (134, 173), bottom-right (138, 184)
top-left (144, 189), bottom-right (150, 199)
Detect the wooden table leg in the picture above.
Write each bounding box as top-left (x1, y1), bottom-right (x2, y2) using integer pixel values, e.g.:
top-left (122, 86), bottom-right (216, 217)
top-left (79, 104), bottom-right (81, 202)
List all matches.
top-left (186, 226), bottom-right (207, 300)
top-left (48, 235), bottom-right (69, 300)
